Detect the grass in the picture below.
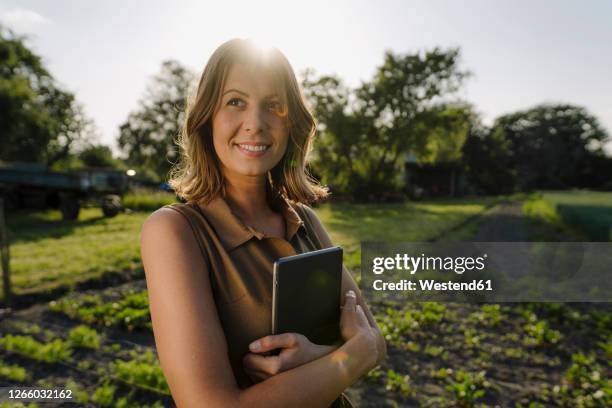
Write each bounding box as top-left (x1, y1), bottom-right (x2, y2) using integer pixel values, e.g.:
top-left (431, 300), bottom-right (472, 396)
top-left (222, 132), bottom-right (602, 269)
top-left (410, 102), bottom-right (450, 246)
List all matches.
top-left (2, 209), bottom-right (147, 301)
top-left (315, 196), bottom-right (499, 269)
top-left (122, 189), bottom-right (177, 212)
top-left (539, 190), bottom-right (612, 241)
top-left (2, 195), bottom-right (496, 302)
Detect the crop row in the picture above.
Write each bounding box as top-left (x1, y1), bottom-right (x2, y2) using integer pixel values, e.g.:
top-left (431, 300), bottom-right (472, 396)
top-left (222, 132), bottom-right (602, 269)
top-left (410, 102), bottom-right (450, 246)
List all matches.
top-left (49, 290), bottom-right (151, 331)
top-left (0, 320), bottom-right (170, 407)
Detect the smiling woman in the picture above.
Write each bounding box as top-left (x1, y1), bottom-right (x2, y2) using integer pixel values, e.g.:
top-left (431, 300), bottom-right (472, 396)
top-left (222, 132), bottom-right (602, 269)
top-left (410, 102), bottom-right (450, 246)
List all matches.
top-left (140, 38), bottom-right (386, 408)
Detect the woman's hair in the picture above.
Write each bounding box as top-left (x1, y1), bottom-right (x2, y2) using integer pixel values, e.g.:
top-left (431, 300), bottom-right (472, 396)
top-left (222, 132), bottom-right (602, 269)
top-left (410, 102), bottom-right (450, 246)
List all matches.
top-left (169, 38), bottom-right (329, 204)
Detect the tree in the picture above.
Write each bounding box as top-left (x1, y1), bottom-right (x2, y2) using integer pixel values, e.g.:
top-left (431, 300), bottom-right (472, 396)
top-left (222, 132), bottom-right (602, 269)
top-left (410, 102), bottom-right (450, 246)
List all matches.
top-left (302, 48), bottom-right (470, 199)
top-left (301, 71), bottom-right (365, 193)
top-left (492, 104), bottom-right (610, 190)
top-left (118, 60), bottom-right (195, 181)
top-left (79, 144), bottom-right (121, 169)
top-left (418, 103), bottom-right (474, 165)
top-left (0, 26), bottom-right (88, 166)
top-left (462, 121), bottom-right (517, 194)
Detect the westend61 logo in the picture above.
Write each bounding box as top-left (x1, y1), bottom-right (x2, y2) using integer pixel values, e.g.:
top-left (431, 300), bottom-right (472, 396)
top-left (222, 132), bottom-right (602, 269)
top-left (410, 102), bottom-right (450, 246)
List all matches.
top-left (372, 253), bottom-right (488, 275)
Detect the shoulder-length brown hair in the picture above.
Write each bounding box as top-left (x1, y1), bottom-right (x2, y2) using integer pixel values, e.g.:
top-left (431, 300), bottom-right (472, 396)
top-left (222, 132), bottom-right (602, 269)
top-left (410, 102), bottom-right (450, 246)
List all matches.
top-left (169, 38), bottom-right (328, 205)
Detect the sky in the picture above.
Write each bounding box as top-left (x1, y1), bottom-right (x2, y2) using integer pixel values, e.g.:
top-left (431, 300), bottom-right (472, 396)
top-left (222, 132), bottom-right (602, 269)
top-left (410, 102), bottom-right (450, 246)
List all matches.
top-left (1, 0), bottom-right (611, 155)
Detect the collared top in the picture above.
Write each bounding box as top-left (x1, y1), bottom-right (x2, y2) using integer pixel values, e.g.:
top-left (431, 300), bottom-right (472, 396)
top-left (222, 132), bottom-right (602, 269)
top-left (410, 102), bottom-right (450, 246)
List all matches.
top-left (165, 196), bottom-right (353, 407)
top-left (193, 193), bottom-right (309, 253)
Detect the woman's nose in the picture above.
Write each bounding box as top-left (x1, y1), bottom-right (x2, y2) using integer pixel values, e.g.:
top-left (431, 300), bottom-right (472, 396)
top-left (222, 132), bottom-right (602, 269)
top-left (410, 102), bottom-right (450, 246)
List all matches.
top-left (243, 106), bottom-right (266, 135)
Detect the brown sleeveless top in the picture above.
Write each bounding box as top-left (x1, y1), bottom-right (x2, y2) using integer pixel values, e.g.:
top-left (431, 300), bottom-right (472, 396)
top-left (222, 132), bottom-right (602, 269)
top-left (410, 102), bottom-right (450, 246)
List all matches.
top-left (165, 196), bottom-right (354, 407)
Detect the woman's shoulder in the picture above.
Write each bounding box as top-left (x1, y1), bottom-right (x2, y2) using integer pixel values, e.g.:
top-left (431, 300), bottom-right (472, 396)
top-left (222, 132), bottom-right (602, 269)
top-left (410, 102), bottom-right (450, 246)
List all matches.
top-left (140, 204), bottom-right (214, 270)
top-left (144, 202), bottom-right (205, 230)
top-left (141, 205), bottom-right (192, 242)
top-left (142, 202), bottom-right (218, 256)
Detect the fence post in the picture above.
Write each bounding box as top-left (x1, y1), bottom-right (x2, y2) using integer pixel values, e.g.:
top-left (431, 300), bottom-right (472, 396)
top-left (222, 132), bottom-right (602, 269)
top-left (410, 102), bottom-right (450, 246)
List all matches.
top-left (0, 198), bottom-right (11, 308)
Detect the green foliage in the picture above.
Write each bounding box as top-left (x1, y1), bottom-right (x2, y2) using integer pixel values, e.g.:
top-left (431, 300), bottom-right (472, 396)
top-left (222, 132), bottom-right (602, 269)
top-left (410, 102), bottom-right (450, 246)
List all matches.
top-left (365, 366), bottom-right (383, 381)
top-left (302, 48), bottom-right (469, 199)
top-left (519, 308), bottom-right (563, 348)
top-left (462, 328), bottom-right (482, 349)
top-left (0, 26), bottom-right (91, 166)
top-left (378, 302), bottom-right (448, 346)
top-left (462, 125), bottom-right (517, 194)
top-left (0, 403), bottom-right (40, 408)
top-left (419, 104), bottom-right (473, 165)
top-left (540, 191), bottom-right (612, 241)
top-left (469, 304), bottom-right (503, 328)
top-left (50, 291), bottom-right (150, 331)
top-left (92, 381), bottom-right (117, 407)
top-left (0, 335), bottom-right (72, 363)
top-left (65, 378), bottom-right (90, 404)
top-left (598, 340), bottom-right (612, 361)
top-left (552, 352), bottom-right (612, 407)
top-left (7, 321), bottom-right (42, 335)
top-left (444, 369), bottom-right (490, 407)
top-left (385, 369), bottom-right (414, 397)
top-left (523, 320), bottom-right (563, 347)
top-left (522, 193), bottom-right (588, 240)
top-left (111, 349), bottom-right (169, 394)
top-left (492, 104), bottom-right (610, 190)
top-left (0, 359), bottom-right (30, 382)
top-left (68, 325), bottom-right (102, 349)
top-left (78, 144), bottom-right (123, 169)
top-left (118, 60), bottom-right (195, 181)
top-left (378, 307), bottom-right (418, 344)
top-left (523, 195), bottom-right (564, 225)
top-left (424, 345), bottom-right (446, 358)
top-left (123, 189), bottom-right (177, 211)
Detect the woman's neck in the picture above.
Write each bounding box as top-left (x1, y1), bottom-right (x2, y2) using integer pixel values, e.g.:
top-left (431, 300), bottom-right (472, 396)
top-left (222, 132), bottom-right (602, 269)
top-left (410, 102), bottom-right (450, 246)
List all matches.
top-left (223, 174), bottom-right (275, 222)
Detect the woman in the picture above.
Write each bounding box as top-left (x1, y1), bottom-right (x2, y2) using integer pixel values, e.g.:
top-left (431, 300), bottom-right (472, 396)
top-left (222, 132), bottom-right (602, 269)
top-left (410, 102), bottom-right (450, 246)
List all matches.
top-left (140, 38), bottom-right (386, 407)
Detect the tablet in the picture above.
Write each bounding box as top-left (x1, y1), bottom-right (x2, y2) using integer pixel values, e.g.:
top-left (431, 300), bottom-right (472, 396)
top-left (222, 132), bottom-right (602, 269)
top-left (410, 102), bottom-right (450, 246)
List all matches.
top-left (272, 246), bottom-right (343, 346)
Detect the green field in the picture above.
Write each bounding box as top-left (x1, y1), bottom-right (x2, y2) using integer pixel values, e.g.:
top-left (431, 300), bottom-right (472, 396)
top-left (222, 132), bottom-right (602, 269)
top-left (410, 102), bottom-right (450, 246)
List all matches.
top-left (540, 191), bottom-right (612, 241)
top-left (0, 191), bottom-right (610, 407)
top-left (522, 191), bottom-right (612, 241)
top-left (2, 196), bottom-right (497, 301)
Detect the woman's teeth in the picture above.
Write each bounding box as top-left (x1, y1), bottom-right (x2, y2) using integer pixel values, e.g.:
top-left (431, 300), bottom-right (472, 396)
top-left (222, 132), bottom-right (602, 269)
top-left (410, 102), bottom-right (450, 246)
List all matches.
top-left (238, 144), bottom-right (269, 152)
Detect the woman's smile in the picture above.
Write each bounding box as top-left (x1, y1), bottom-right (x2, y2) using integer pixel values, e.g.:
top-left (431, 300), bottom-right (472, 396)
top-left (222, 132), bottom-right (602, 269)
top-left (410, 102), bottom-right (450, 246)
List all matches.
top-left (234, 142), bottom-right (272, 157)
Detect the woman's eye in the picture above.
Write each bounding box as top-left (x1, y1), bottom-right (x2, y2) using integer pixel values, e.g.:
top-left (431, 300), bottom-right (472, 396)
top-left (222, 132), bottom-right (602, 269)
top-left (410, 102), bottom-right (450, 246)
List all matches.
top-left (267, 101), bottom-right (285, 114)
top-left (227, 98), bottom-right (245, 107)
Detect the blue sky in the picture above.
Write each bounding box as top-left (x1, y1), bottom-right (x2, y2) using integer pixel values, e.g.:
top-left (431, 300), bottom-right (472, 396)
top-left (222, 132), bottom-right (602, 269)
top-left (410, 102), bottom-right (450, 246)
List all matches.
top-left (1, 0), bottom-right (611, 154)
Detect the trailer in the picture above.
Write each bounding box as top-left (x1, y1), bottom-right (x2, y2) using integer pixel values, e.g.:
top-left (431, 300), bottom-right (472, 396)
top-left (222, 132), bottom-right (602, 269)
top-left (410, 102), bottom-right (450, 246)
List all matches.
top-left (0, 162), bottom-right (129, 220)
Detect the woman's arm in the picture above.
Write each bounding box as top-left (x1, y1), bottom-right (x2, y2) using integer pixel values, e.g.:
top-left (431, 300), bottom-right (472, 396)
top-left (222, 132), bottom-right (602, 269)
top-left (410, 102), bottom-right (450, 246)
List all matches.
top-left (301, 205), bottom-right (387, 366)
top-left (141, 208), bottom-right (377, 408)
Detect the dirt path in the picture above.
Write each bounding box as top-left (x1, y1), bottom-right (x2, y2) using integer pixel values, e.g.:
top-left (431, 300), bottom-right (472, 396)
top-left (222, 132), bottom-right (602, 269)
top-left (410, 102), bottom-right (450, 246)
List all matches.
top-left (472, 201), bottom-right (530, 241)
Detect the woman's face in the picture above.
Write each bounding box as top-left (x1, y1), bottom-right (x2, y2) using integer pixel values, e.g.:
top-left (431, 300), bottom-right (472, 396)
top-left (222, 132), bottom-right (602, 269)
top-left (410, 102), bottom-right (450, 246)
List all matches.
top-left (212, 63), bottom-right (289, 181)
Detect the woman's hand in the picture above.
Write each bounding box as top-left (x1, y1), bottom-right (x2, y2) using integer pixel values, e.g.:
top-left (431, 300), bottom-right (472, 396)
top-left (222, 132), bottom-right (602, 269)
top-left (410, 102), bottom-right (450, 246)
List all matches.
top-left (244, 290), bottom-right (379, 383)
top-left (339, 290), bottom-right (379, 371)
top-left (243, 333), bottom-right (336, 383)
